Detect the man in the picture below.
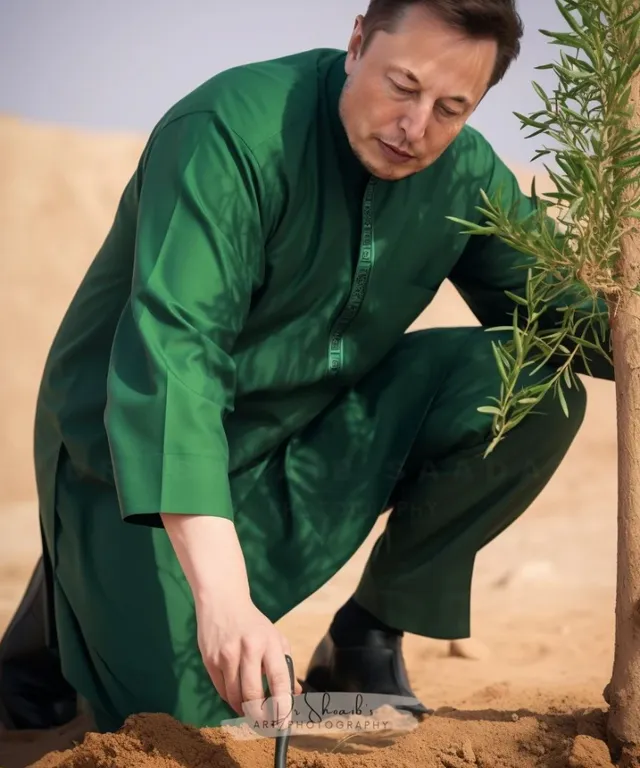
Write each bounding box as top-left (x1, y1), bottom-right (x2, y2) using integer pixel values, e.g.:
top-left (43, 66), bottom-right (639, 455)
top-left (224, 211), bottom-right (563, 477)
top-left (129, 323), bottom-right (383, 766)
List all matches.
top-left (0, 0), bottom-right (613, 735)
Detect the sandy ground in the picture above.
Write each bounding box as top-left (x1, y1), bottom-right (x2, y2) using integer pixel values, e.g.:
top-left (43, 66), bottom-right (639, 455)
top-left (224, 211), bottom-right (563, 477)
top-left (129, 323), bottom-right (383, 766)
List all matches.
top-left (0, 114), bottom-right (620, 767)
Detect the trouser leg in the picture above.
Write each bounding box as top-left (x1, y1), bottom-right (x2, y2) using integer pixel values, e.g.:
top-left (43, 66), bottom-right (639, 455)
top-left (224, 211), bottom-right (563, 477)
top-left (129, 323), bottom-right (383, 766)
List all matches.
top-left (353, 326), bottom-right (587, 639)
top-left (48, 442), bottom-right (240, 733)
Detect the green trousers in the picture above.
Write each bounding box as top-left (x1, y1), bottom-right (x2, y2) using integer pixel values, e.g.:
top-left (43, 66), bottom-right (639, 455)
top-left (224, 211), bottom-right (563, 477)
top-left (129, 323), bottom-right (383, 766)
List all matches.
top-left (50, 327), bottom-right (586, 732)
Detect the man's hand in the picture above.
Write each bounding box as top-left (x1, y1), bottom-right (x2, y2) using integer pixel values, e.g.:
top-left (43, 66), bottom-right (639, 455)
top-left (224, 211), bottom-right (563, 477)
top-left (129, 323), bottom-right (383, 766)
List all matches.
top-left (195, 594), bottom-right (302, 719)
top-left (160, 513), bottom-right (302, 720)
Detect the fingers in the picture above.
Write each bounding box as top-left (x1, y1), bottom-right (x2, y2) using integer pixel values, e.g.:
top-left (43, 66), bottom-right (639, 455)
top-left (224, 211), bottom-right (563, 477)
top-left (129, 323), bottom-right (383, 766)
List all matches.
top-left (263, 642), bottom-right (295, 729)
top-left (199, 612), bottom-right (298, 727)
top-left (240, 640), bottom-right (267, 721)
top-left (209, 644), bottom-right (260, 719)
top-left (207, 663), bottom-right (228, 708)
top-left (220, 645), bottom-right (243, 716)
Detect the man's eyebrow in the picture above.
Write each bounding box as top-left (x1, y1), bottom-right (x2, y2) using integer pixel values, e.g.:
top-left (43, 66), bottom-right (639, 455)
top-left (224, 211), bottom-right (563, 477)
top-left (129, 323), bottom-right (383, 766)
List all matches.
top-left (391, 67), bottom-right (471, 106)
top-left (447, 95), bottom-right (471, 107)
top-left (392, 66), bottom-right (422, 84)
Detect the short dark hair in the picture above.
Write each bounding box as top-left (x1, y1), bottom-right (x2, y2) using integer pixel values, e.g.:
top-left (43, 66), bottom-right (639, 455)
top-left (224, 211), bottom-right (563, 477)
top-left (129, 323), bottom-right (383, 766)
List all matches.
top-left (361, 0), bottom-right (524, 89)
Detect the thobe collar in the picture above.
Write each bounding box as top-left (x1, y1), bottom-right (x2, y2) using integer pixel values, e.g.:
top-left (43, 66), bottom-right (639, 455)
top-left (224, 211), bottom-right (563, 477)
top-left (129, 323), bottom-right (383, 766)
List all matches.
top-left (324, 51), bottom-right (371, 191)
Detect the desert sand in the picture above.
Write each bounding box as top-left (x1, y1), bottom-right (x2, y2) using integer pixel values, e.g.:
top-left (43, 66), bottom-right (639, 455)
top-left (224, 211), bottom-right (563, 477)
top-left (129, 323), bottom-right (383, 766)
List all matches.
top-left (0, 113), bottom-right (619, 767)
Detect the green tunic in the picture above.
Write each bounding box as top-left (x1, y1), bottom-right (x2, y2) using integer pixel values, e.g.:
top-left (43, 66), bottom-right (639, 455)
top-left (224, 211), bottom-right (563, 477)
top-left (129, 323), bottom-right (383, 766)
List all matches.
top-left (32, 47), bottom-right (612, 730)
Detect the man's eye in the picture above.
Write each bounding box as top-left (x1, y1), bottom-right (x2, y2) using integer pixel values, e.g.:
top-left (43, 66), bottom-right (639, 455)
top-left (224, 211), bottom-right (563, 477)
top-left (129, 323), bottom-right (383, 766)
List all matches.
top-left (390, 80), bottom-right (415, 95)
top-left (439, 104), bottom-right (459, 117)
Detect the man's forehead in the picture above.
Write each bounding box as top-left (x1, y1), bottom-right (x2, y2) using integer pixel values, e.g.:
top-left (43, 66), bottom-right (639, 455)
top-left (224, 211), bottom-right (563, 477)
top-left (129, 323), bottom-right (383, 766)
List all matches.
top-left (368, 6), bottom-right (496, 99)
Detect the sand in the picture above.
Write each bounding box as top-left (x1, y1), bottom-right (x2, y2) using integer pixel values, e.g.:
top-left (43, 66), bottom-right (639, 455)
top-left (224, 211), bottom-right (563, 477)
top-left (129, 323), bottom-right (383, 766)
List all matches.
top-left (20, 708), bottom-right (618, 768)
top-left (0, 113), bottom-right (620, 767)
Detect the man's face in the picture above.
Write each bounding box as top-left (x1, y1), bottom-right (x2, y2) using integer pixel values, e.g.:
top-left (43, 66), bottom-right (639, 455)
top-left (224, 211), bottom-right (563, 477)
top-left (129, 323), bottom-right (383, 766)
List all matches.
top-left (340, 5), bottom-right (498, 181)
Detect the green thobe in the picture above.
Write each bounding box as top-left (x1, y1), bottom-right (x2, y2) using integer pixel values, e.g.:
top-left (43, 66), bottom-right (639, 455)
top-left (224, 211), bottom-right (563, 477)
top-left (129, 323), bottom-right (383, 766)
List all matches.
top-left (31, 48), bottom-right (613, 731)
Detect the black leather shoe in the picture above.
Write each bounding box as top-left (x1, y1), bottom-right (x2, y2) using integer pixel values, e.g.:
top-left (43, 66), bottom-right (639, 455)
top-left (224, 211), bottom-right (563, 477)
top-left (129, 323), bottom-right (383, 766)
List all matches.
top-left (0, 557), bottom-right (77, 729)
top-left (302, 630), bottom-right (433, 718)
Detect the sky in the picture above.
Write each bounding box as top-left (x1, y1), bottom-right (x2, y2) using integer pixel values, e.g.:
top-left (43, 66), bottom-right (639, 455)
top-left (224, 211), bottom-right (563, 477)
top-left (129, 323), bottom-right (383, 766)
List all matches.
top-left (0, 0), bottom-right (570, 168)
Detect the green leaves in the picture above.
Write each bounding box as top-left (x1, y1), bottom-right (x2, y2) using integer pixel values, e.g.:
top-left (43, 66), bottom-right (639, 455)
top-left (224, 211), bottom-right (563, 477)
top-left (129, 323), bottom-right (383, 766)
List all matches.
top-left (557, 382), bottom-right (570, 417)
top-left (556, 0), bottom-right (591, 39)
top-left (504, 290), bottom-right (530, 307)
top-left (463, 0), bottom-right (639, 455)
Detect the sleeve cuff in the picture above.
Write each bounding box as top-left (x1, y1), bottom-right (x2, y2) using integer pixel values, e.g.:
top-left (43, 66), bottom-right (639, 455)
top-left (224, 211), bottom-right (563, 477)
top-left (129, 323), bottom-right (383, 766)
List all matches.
top-left (112, 453), bottom-right (234, 527)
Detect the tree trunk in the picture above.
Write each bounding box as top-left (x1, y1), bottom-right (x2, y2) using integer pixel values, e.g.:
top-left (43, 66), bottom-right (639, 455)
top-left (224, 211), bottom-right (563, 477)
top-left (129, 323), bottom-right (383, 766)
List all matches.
top-left (606, 47), bottom-right (640, 765)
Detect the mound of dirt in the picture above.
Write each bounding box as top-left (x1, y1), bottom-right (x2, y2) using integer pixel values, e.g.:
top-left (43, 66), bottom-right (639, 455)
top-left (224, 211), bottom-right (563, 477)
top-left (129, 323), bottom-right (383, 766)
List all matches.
top-left (28, 708), bottom-right (617, 768)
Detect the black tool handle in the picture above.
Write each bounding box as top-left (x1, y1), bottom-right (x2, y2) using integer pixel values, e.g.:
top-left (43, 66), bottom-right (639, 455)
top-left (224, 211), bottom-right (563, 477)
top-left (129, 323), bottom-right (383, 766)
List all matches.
top-left (273, 654), bottom-right (295, 768)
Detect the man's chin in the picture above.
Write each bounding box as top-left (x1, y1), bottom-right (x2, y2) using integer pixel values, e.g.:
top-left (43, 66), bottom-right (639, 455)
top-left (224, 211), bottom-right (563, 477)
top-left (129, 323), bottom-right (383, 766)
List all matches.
top-left (370, 162), bottom-right (420, 182)
top-left (355, 154), bottom-right (409, 181)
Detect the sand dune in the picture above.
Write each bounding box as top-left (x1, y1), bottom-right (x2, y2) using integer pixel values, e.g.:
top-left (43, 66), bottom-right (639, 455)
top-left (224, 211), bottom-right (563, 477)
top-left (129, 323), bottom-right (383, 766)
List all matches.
top-left (0, 114), bottom-right (145, 502)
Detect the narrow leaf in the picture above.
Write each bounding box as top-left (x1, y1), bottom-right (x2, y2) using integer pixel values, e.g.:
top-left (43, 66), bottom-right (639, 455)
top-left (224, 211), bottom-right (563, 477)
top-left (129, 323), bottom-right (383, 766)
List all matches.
top-left (492, 341), bottom-right (510, 385)
top-left (613, 155), bottom-right (640, 169)
top-left (477, 406), bottom-right (502, 415)
top-left (513, 310), bottom-right (523, 360)
top-left (505, 290), bottom-right (529, 307)
top-left (555, 1), bottom-right (586, 41)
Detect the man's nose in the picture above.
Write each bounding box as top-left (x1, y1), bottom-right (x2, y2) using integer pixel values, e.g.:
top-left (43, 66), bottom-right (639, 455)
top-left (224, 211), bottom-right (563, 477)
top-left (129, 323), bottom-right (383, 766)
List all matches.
top-left (399, 100), bottom-right (433, 144)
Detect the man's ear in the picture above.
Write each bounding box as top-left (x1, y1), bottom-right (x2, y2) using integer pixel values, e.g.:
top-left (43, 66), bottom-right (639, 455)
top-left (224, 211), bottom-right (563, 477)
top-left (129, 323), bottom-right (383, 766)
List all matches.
top-left (346, 14), bottom-right (366, 69)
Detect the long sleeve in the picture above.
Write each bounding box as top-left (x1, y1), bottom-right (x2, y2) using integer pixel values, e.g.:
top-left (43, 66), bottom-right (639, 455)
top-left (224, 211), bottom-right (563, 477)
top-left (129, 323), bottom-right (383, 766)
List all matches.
top-left (449, 147), bottom-right (614, 382)
top-left (104, 112), bottom-right (266, 527)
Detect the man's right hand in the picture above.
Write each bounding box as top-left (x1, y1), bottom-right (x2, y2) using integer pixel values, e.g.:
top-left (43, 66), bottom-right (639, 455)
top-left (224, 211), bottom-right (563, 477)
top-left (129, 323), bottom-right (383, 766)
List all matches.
top-left (160, 513), bottom-right (301, 721)
top-left (195, 594), bottom-right (302, 719)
